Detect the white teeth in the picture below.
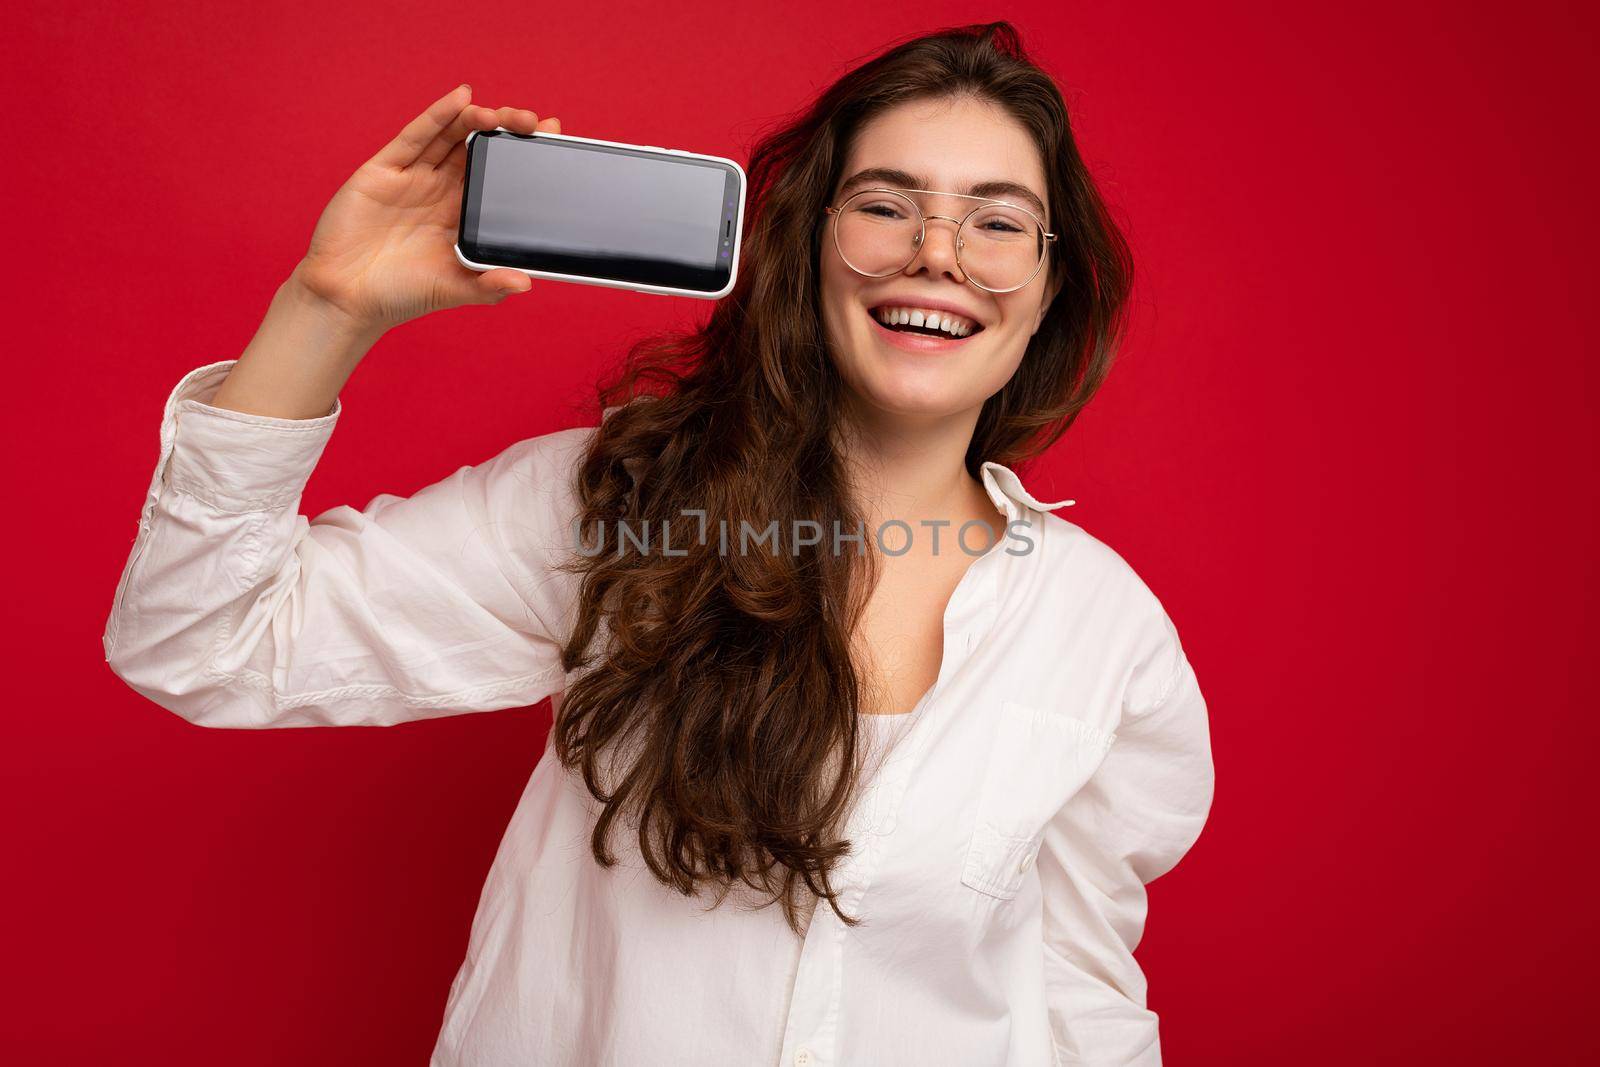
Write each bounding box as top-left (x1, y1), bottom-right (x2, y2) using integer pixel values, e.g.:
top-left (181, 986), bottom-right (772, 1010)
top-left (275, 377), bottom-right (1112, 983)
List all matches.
top-left (872, 305), bottom-right (979, 337)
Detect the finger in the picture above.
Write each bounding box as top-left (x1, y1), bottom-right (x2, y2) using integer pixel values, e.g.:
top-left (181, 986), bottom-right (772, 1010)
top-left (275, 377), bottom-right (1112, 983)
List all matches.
top-left (370, 84), bottom-right (473, 170)
top-left (498, 106), bottom-right (542, 134)
top-left (419, 102), bottom-right (502, 168)
top-left (472, 268), bottom-right (533, 303)
top-left (422, 104), bottom-right (539, 168)
top-left (446, 267), bottom-right (530, 308)
top-left (435, 113), bottom-right (561, 176)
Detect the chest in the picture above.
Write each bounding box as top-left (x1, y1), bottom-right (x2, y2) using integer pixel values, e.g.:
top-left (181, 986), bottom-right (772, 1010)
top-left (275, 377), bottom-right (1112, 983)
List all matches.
top-left (853, 546), bottom-right (976, 715)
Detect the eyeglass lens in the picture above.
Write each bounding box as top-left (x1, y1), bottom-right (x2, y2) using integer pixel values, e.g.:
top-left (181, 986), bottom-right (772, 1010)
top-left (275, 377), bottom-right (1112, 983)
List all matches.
top-left (832, 189), bottom-right (1046, 292)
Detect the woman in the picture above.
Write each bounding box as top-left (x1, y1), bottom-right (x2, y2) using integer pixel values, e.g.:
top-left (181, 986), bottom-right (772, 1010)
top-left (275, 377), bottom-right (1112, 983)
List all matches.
top-left (104, 21), bottom-right (1213, 1067)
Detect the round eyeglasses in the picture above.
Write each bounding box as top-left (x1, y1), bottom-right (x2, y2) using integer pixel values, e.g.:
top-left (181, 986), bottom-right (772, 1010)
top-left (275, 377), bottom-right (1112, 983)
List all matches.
top-left (822, 187), bottom-right (1057, 294)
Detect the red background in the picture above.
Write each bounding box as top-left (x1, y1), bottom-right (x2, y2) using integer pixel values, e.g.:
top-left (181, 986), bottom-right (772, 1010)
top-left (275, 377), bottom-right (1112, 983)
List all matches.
top-left (8, 1), bottom-right (1596, 1063)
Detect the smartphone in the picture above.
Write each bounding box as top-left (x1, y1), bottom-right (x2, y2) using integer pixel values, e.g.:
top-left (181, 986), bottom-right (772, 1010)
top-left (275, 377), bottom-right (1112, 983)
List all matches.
top-left (454, 127), bottom-right (747, 300)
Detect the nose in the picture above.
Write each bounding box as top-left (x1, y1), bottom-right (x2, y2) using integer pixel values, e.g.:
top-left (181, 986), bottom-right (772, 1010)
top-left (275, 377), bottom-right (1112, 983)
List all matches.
top-left (906, 213), bottom-right (968, 284)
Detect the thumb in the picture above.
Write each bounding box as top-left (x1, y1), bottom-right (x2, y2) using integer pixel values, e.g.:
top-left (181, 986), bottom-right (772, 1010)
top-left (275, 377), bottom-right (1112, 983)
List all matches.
top-left (476, 268), bottom-right (532, 301)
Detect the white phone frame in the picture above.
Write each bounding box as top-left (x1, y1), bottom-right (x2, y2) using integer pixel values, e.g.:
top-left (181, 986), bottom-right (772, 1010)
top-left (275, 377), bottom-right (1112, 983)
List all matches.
top-left (454, 127), bottom-right (748, 300)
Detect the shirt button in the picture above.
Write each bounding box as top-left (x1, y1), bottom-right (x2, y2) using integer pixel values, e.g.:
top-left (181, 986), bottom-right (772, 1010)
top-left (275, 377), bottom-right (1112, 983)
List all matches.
top-left (1019, 851), bottom-right (1034, 873)
top-left (795, 1048), bottom-right (815, 1066)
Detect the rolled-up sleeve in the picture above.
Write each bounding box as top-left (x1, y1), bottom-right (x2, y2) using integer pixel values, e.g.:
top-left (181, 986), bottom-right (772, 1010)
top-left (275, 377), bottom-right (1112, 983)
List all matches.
top-left (103, 358), bottom-right (590, 729)
top-left (1037, 610), bottom-right (1216, 1065)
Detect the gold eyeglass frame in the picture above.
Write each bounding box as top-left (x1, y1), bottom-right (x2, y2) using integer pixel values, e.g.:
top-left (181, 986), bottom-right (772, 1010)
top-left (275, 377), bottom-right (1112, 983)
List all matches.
top-left (822, 186), bottom-right (1058, 294)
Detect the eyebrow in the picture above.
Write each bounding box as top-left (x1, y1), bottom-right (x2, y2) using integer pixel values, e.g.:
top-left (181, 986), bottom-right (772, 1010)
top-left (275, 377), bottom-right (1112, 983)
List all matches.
top-left (837, 167), bottom-right (1048, 220)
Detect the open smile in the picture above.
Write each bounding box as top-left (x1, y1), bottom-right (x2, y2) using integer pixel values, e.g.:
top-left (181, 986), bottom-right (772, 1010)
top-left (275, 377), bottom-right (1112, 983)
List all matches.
top-left (866, 305), bottom-right (985, 352)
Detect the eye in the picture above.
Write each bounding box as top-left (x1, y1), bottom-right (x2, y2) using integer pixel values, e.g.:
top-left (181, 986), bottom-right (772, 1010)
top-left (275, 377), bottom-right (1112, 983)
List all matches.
top-left (857, 201), bottom-right (909, 220)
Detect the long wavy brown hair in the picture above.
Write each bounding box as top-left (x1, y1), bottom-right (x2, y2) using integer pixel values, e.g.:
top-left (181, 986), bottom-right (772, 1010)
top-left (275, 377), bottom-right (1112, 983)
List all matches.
top-left (550, 20), bottom-right (1133, 935)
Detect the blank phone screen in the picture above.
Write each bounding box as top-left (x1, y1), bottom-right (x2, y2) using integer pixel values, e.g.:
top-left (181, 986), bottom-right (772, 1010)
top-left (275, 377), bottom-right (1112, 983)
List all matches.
top-left (458, 131), bottom-right (742, 296)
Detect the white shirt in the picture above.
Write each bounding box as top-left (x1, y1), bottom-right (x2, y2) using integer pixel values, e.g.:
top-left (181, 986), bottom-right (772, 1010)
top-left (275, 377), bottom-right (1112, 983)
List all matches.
top-left (104, 359), bottom-right (1215, 1067)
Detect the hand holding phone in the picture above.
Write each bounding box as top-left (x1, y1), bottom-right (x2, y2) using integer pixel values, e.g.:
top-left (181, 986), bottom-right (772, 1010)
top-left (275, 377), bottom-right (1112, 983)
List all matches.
top-left (291, 84), bottom-right (556, 335)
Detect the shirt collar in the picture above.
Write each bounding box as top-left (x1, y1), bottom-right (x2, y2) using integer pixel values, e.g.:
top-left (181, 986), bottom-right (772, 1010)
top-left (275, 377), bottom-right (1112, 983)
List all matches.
top-left (980, 461), bottom-right (1076, 524)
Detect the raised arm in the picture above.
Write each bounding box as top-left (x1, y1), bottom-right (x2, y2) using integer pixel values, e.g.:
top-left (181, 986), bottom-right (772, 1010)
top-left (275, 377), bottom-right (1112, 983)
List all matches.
top-left (103, 357), bottom-right (594, 728)
top-left (103, 85), bottom-right (588, 728)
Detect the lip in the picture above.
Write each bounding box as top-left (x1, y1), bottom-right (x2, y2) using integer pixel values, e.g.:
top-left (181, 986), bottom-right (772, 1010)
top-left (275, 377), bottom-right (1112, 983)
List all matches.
top-left (867, 307), bottom-right (981, 352)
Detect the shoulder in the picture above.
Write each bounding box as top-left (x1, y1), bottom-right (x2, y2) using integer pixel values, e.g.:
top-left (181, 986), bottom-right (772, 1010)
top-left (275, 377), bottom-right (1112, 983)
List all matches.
top-left (483, 422), bottom-right (600, 478)
top-left (1026, 509), bottom-right (1192, 718)
top-left (445, 424), bottom-right (605, 638)
top-left (1025, 509), bottom-right (1167, 621)
top-left (466, 423), bottom-right (601, 561)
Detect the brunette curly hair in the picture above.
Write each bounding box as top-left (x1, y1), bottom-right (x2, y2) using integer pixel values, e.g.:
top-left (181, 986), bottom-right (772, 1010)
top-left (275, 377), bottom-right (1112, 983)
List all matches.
top-left (551, 20), bottom-right (1133, 935)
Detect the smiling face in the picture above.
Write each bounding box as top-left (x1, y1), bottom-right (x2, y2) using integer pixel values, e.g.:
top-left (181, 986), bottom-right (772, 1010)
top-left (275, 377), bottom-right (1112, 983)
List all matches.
top-left (819, 94), bottom-right (1062, 423)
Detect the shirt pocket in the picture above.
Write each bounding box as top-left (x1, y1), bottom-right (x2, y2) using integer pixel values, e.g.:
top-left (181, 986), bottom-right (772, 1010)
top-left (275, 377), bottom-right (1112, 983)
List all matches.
top-left (961, 700), bottom-right (1116, 901)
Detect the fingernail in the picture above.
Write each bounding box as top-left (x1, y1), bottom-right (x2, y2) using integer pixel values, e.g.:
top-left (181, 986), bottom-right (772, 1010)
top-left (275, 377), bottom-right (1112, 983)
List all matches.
top-left (498, 287), bottom-right (523, 296)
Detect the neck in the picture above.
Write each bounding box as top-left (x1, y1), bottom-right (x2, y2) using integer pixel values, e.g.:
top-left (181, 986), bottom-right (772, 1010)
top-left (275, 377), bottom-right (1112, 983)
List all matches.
top-left (832, 392), bottom-right (997, 530)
